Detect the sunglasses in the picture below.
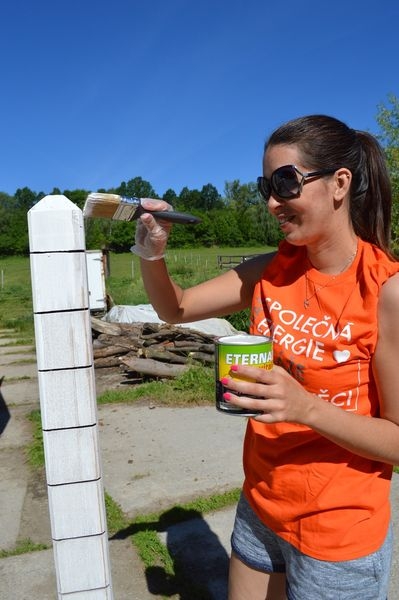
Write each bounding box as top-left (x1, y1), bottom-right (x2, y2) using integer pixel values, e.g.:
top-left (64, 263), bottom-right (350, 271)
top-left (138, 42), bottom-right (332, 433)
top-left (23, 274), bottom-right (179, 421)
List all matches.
top-left (257, 165), bottom-right (338, 201)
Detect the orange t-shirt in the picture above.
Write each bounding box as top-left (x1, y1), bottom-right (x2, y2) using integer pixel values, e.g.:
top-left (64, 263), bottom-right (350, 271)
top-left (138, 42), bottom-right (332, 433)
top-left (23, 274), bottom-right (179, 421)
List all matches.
top-left (244, 238), bottom-right (399, 561)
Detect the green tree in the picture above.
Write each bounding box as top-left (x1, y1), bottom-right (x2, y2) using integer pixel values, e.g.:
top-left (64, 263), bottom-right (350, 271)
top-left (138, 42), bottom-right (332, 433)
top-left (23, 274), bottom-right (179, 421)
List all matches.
top-left (177, 187), bottom-right (202, 212)
top-left (376, 94), bottom-right (399, 251)
top-left (163, 188), bottom-right (178, 206)
top-left (14, 187), bottom-right (38, 211)
top-left (0, 193), bottom-right (16, 254)
top-left (63, 189), bottom-right (89, 210)
top-left (117, 177), bottom-right (157, 199)
top-left (84, 218), bottom-right (111, 250)
top-left (3, 187), bottom-right (41, 255)
top-left (224, 180), bottom-right (268, 245)
top-left (108, 221), bottom-right (135, 252)
top-left (208, 209), bottom-right (245, 246)
top-left (255, 200), bottom-right (282, 246)
top-left (199, 183), bottom-right (224, 210)
top-left (224, 179), bottom-right (283, 247)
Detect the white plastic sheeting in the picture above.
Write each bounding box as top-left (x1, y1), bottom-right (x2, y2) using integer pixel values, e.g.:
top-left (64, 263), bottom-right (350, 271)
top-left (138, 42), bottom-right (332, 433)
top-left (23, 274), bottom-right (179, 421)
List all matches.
top-left (103, 304), bottom-right (242, 337)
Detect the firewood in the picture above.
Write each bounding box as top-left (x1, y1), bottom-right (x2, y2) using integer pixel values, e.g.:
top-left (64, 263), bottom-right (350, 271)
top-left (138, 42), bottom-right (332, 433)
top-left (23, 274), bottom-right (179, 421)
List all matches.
top-left (138, 347), bottom-right (188, 364)
top-left (93, 345), bottom-right (130, 359)
top-left (188, 351), bottom-right (215, 364)
top-left (91, 316), bottom-right (219, 382)
top-left (168, 343), bottom-right (215, 353)
top-left (94, 356), bottom-right (125, 368)
top-left (93, 339), bottom-right (107, 349)
top-left (114, 323), bottom-right (145, 336)
top-left (142, 339), bottom-right (177, 349)
top-left (120, 356), bottom-right (188, 378)
top-left (96, 333), bottom-right (144, 350)
top-left (91, 316), bottom-right (122, 336)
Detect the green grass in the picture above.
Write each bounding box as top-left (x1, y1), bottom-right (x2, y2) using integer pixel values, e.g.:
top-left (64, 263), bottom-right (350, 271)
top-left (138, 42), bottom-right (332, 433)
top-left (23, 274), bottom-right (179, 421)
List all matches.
top-left (0, 256), bottom-right (34, 334)
top-left (5, 358), bottom-right (36, 365)
top-left (25, 409), bottom-right (45, 468)
top-left (104, 492), bottom-right (127, 537)
top-left (0, 343), bottom-right (35, 351)
top-left (0, 337), bottom-right (34, 345)
top-left (97, 365), bottom-right (214, 406)
top-left (0, 538), bottom-right (49, 558)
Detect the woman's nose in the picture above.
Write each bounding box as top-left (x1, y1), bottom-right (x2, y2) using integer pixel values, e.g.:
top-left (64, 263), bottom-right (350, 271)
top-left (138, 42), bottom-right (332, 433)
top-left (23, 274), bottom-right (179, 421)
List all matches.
top-left (267, 194), bottom-right (285, 213)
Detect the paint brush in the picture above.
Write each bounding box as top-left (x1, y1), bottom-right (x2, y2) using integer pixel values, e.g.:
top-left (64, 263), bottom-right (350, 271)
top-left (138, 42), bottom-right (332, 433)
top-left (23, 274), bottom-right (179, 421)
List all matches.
top-left (83, 193), bottom-right (201, 225)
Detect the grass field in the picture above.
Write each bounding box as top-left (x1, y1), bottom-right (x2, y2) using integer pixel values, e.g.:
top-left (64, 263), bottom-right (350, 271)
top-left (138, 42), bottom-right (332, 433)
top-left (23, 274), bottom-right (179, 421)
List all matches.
top-left (106, 246), bottom-right (268, 306)
top-left (0, 255), bottom-right (35, 334)
top-left (0, 246), bottom-right (270, 334)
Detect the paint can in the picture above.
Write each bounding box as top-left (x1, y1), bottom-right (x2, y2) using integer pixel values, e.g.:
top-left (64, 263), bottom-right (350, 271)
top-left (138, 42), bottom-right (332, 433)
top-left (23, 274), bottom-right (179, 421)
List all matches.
top-left (215, 334), bottom-right (273, 416)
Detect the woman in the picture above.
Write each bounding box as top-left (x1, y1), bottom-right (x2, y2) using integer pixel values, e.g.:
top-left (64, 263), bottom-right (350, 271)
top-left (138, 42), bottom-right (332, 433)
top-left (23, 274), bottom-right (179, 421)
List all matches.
top-left (132, 115), bottom-right (399, 599)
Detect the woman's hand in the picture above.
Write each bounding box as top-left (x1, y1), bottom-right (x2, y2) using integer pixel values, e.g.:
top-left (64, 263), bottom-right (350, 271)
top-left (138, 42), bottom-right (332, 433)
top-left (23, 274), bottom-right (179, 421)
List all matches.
top-left (130, 199), bottom-right (173, 261)
top-left (221, 364), bottom-right (316, 424)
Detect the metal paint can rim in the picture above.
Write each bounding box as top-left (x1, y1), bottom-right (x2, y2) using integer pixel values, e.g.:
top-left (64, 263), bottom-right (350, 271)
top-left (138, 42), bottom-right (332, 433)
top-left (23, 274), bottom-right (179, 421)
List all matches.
top-left (216, 334), bottom-right (271, 345)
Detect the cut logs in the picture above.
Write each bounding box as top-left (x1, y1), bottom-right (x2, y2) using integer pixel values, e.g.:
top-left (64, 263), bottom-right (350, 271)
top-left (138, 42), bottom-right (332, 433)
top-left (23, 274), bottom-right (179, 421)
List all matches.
top-left (91, 317), bottom-right (217, 380)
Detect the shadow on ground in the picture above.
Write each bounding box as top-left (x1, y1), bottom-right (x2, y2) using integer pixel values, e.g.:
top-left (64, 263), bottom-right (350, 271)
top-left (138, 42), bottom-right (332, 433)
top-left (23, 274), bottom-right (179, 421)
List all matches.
top-left (0, 376), bottom-right (11, 434)
top-left (111, 506), bottom-right (230, 599)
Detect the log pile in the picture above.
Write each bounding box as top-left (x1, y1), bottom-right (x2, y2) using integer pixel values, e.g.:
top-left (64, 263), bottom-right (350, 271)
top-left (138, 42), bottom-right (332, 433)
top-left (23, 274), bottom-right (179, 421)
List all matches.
top-left (91, 316), bottom-right (216, 380)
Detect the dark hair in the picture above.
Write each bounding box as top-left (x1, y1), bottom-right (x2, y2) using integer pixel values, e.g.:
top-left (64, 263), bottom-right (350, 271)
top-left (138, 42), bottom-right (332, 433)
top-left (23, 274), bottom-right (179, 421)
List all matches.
top-left (265, 115), bottom-right (393, 256)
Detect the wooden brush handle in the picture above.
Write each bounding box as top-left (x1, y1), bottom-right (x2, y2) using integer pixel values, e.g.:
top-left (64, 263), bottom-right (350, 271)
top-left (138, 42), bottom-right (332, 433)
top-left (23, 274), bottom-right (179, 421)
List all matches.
top-left (135, 204), bottom-right (201, 225)
top-left (147, 210), bottom-right (200, 224)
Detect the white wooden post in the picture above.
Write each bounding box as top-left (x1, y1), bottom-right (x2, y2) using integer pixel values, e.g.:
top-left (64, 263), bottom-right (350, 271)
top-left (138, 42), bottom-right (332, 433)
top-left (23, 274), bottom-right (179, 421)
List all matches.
top-left (28, 195), bottom-right (113, 599)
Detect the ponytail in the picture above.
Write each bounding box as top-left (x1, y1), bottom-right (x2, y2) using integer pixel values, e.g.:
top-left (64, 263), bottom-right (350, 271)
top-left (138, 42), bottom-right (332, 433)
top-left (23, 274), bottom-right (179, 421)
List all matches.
top-left (350, 131), bottom-right (393, 256)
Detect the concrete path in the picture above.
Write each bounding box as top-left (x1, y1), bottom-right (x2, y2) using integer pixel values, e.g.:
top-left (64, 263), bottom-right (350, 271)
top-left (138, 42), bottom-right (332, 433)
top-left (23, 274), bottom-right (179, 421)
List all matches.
top-left (0, 331), bottom-right (398, 599)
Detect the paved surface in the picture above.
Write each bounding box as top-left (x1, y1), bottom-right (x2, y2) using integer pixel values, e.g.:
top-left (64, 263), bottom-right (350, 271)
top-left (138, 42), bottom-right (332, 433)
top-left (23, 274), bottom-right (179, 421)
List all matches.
top-left (0, 331), bottom-right (398, 599)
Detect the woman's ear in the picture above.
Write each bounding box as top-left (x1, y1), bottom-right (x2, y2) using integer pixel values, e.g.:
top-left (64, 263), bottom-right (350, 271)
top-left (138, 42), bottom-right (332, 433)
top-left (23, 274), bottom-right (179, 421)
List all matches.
top-left (333, 168), bottom-right (352, 201)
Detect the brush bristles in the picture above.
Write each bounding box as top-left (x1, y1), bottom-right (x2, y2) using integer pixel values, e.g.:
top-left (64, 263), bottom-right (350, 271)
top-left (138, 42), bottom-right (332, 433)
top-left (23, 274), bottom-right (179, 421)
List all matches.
top-left (83, 193), bottom-right (122, 218)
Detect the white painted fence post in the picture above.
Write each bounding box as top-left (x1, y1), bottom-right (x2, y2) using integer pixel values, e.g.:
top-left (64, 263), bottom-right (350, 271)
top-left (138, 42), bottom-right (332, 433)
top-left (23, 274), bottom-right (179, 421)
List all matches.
top-left (28, 195), bottom-right (113, 599)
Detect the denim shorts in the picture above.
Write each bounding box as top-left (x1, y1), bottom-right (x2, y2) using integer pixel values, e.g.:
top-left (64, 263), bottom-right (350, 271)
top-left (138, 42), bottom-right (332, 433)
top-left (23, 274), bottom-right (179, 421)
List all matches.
top-left (231, 492), bottom-right (393, 600)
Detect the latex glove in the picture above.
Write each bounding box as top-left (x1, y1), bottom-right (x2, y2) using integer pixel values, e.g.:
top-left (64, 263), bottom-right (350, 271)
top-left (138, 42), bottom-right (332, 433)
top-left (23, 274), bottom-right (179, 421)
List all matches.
top-left (130, 199), bottom-right (173, 261)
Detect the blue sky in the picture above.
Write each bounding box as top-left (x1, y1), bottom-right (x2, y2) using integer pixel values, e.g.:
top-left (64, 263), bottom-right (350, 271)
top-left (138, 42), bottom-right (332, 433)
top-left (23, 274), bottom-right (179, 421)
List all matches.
top-left (1, 0), bottom-right (398, 198)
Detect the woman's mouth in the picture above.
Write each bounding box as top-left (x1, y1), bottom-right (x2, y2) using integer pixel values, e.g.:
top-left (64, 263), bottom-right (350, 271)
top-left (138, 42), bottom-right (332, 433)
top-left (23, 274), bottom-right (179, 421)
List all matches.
top-left (277, 214), bottom-right (294, 226)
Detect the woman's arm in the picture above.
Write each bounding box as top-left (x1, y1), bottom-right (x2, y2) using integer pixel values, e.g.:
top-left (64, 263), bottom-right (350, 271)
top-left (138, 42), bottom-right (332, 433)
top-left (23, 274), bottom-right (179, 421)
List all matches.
top-left (140, 251), bottom-right (273, 324)
top-left (136, 208), bottom-right (275, 323)
top-left (222, 272), bottom-right (399, 465)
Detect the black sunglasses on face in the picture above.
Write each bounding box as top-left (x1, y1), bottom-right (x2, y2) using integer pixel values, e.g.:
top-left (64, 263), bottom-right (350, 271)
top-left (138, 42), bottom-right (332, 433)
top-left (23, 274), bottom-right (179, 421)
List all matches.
top-left (257, 165), bottom-right (338, 201)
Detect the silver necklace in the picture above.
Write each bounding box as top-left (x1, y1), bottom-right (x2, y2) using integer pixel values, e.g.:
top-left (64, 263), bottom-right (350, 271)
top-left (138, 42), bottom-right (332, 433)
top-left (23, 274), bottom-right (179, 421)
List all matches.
top-left (304, 249), bottom-right (357, 309)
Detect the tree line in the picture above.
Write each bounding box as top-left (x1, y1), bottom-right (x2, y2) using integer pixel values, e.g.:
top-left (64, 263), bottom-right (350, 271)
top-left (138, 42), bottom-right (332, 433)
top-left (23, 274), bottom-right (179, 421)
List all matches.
top-left (0, 179), bottom-right (283, 255)
top-left (1, 96), bottom-right (398, 256)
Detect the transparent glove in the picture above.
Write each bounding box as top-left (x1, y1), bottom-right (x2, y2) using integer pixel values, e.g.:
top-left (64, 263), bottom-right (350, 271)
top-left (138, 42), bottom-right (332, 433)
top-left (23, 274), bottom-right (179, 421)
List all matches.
top-left (130, 199), bottom-right (173, 261)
